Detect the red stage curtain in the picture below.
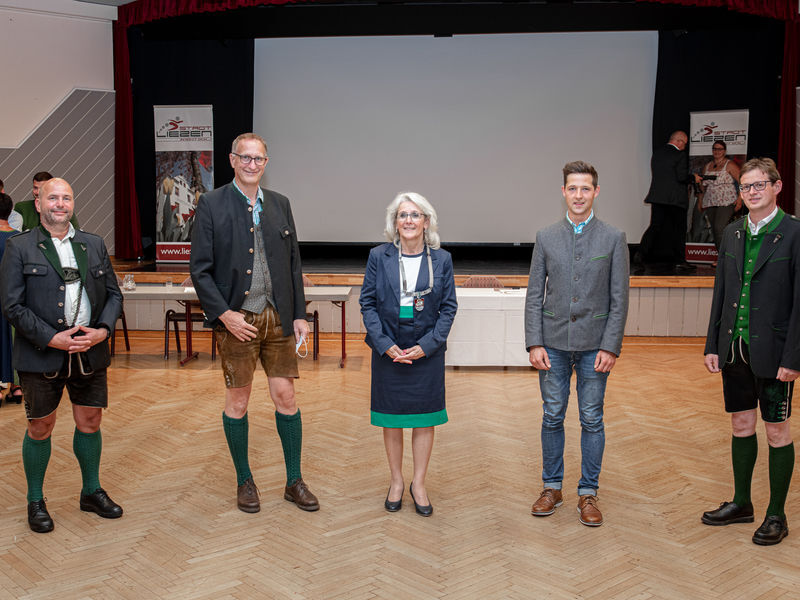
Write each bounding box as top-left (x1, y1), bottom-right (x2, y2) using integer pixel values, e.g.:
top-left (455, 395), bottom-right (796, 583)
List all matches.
top-left (777, 18), bottom-right (799, 212)
top-left (112, 20), bottom-right (143, 259)
top-left (636, 0), bottom-right (797, 21)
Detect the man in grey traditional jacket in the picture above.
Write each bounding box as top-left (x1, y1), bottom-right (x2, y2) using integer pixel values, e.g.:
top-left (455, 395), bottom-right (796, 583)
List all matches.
top-left (525, 160), bottom-right (630, 526)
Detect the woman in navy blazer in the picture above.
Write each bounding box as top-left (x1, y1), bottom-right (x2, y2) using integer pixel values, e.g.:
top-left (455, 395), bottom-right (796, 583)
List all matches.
top-left (360, 192), bottom-right (457, 516)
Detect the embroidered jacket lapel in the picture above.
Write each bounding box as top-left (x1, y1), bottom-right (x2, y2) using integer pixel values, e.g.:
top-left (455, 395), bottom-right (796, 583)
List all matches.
top-left (71, 237), bottom-right (88, 282)
top-left (36, 227), bottom-right (66, 280)
top-left (753, 231), bottom-right (782, 275)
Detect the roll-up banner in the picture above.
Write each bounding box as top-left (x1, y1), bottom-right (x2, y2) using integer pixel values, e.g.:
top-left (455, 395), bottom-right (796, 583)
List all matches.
top-left (686, 109), bottom-right (749, 264)
top-left (154, 105), bottom-right (214, 263)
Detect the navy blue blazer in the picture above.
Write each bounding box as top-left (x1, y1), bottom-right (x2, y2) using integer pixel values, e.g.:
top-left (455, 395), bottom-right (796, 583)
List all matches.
top-left (359, 243), bottom-right (458, 357)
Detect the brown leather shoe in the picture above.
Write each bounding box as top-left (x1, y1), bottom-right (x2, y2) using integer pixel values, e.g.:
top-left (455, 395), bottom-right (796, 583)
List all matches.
top-left (237, 477), bottom-right (260, 513)
top-left (284, 478), bottom-right (320, 511)
top-left (578, 495), bottom-right (603, 526)
top-left (531, 488), bottom-right (563, 516)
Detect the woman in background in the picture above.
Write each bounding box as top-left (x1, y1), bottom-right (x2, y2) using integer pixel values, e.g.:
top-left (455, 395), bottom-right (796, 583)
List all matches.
top-left (359, 192), bottom-right (457, 516)
top-left (699, 141), bottom-right (741, 249)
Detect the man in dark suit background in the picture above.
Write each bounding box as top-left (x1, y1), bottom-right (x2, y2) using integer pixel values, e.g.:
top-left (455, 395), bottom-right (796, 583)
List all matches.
top-left (639, 130), bottom-right (700, 270)
top-left (191, 133), bottom-right (319, 514)
top-left (702, 158), bottom-right (798, 546)
top-left (0, 178), bottom-right (123, 533)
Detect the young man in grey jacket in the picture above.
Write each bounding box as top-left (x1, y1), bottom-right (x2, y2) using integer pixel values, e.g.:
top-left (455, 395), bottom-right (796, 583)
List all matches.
top-left (525, 160), bottom-right (630, 526)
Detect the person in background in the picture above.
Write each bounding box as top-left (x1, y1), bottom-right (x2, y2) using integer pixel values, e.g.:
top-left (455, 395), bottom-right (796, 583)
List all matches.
top-left (359, 192), bottom-right (457, 516)
top-left (0, 192), bottom-right (21, 403)
top-left (639, 131), bottom-right (702, 271)
top-left (0, 178), bottom-right (23, 231)
top-left (697, 141), bottom-right (741, 249)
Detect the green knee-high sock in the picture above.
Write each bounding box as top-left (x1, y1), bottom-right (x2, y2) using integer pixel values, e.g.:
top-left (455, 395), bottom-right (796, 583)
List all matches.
top-left (766, 442), bottom-right (795, 517)
top-left (73, 428), bottom-right (103, 495)
top-left (731, 434), bottom-right (758, 506)
top-left (275, 410), bottom-right (302, 485)
top-left (223, 412), bottom-right (252, 486)
top-left (23, 432), bottom-right (51, 502)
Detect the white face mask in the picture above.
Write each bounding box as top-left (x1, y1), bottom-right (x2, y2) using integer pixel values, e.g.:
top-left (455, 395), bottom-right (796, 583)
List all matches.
top-left (295, 335), bottom-right (308, 358)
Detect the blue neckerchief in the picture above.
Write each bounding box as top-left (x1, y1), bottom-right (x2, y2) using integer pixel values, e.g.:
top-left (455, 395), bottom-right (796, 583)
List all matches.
top-left (232, 179), bottom-right (264, 225)
top-left (567, 210), bottom-right (594, 234)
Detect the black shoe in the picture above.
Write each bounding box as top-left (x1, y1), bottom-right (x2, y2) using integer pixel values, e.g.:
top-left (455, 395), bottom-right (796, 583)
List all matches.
top-left (385, 488), bottom-right (403, 512)
top-left (28, 499), bottom-right (54, 533)
top-left (80, 488), bottom-right (123, 518)
top-left (753, 515), bottom-right (789, 546)
top-left (409, 483), bottom-right (432, 517)
top-left (701, 501), bottom-right (754, 526)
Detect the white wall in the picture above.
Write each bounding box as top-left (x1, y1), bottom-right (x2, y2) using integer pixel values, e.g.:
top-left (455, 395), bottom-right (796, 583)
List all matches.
top-left (0, 1), bottom-right (115, 147)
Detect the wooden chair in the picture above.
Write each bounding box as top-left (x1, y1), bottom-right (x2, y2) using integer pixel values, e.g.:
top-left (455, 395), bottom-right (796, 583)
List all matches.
top-left (302, 275), bottom-right (320, 360)
top-left (111, 274), bottom-right (131, 356)
top-left (461, 275), bottom-right (505, 289)
top-left (164, 276), bottom-right (216, 360)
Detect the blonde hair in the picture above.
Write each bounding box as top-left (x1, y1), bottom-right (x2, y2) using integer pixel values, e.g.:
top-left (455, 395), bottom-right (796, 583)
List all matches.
top-left (383, 192), bottom-right (441, 249)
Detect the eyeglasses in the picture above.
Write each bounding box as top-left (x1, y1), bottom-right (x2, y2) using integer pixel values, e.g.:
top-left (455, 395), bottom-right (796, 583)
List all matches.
top-left (740, 180), bottom-right (772, 194)
top-left (397, 211), bottom-right (424, 221)
top-left (232, 153), bottom-right (267, 166)
top-left (712, 146), bottom-right (725, 151)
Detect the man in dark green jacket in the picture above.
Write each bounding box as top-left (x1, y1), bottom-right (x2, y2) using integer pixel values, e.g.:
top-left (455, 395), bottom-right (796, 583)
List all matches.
top-left (703, 158), bottom-right (799, 546)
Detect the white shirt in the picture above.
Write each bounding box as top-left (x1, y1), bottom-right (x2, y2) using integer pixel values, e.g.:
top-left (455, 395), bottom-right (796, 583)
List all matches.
top-left (399, 253), bottom-right (423, 308)
top-left (8, 210), bottom-right (22, 231)
top-left (52, 223), bottom-right (91, 326)
top-left (747, 206), bottom-right (779, 236)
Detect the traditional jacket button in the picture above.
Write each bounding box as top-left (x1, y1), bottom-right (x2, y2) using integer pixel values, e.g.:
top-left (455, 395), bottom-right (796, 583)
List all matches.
top-left (58, 302), bottom-right (64, 307)
top-left (284, 230), bottom-right (289, 235)
top-left (60, 285), bottom-right (65, 291)
top-left (244, 291), bottom-right (249, 295)
top-left (58, 319), bottom-right (64, 324)
top-left (249, 248), bottom-right (254, 254)
top-left (246, 269), bottom-right (252, 275)
top-left (32, 268), bottom-right (37, 273)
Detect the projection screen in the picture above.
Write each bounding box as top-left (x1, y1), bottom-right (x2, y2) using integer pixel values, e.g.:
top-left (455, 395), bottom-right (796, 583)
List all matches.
top-left (254, 32), bottom-right (658, 244)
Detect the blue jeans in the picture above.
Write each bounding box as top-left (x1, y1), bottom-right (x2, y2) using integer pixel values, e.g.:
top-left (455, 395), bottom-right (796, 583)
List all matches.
top-left (538, 347), bottom-right (608, 496)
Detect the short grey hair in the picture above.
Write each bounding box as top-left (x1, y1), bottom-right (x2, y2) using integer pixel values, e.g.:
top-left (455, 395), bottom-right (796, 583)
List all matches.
top-left (231, 133), bottom-right (268, 156)
top-left (383, 192), bottom-right (441, 249)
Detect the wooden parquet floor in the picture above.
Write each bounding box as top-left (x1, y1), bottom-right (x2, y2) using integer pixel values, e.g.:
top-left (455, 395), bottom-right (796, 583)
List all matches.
top-left (0, 334), bottom-right (797, 600)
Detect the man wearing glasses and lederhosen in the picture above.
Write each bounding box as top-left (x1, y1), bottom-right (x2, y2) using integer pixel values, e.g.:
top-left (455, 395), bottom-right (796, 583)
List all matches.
top-left (703, 158), bottom-right (799, 546)
top-left (191, 133), bottom-right (319, 516)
